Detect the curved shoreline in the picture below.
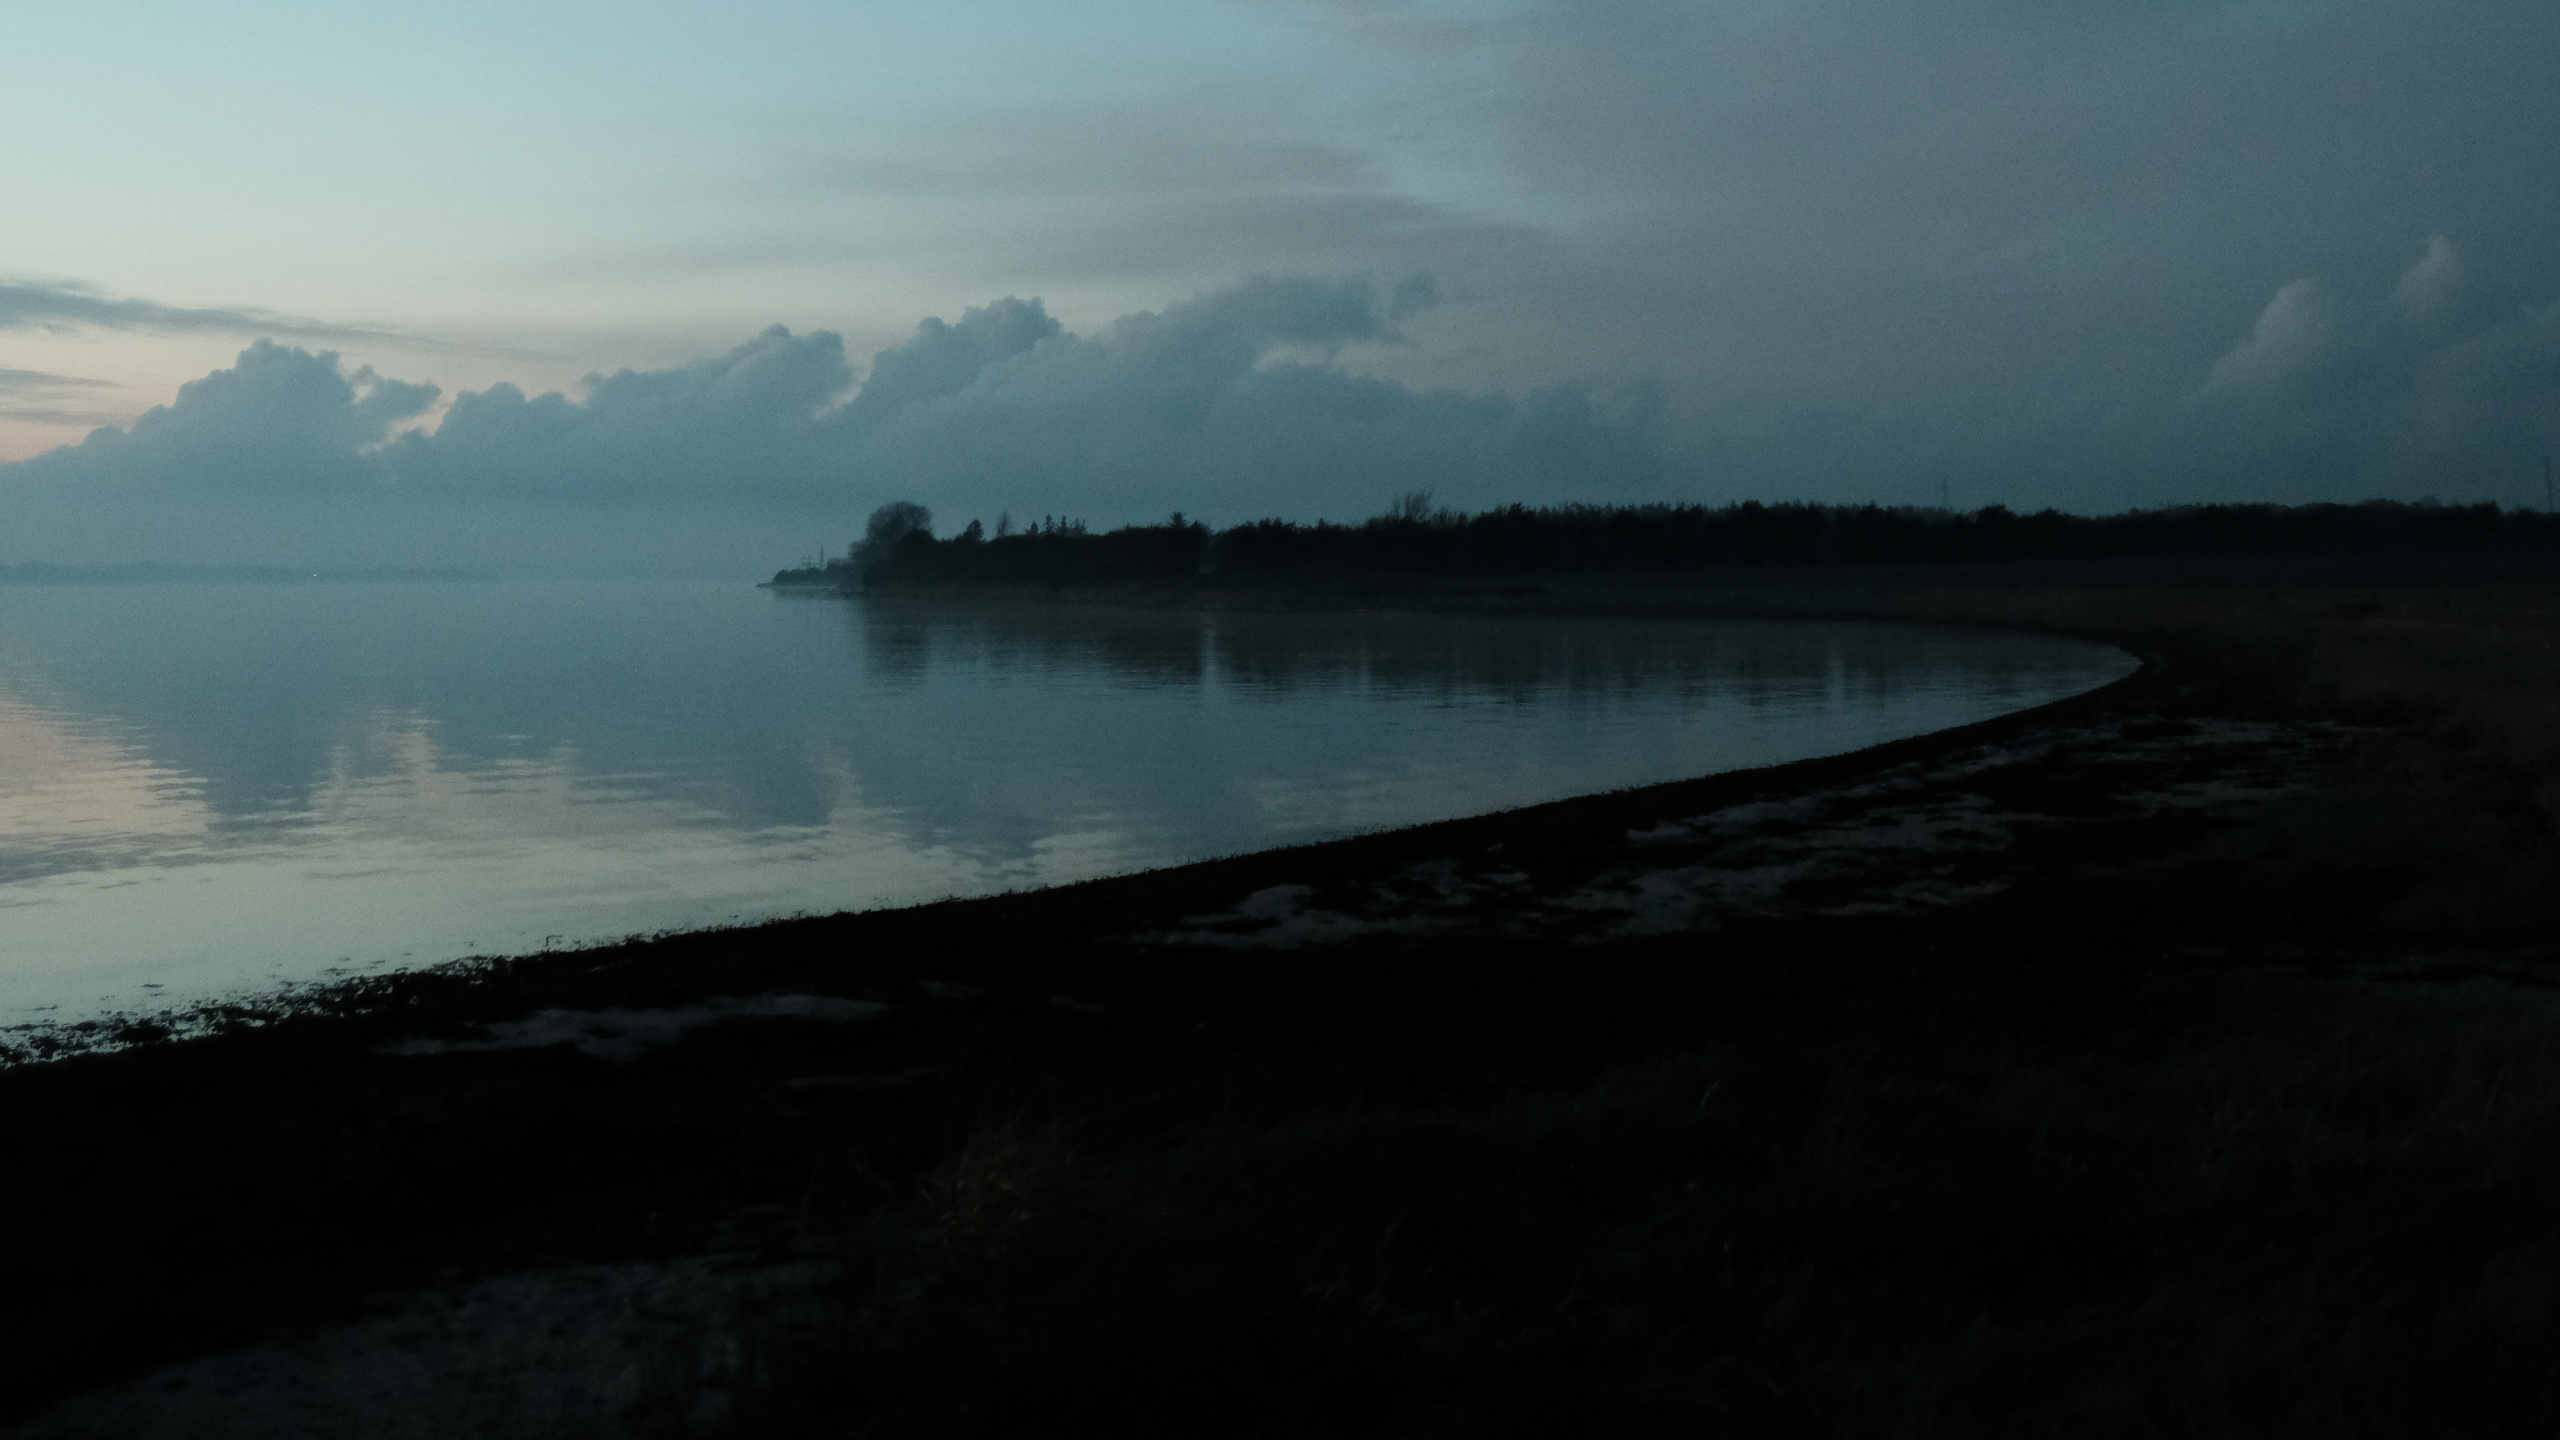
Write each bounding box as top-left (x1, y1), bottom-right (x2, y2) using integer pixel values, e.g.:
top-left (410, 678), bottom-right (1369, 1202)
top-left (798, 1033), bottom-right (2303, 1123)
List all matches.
top-left (1, 601), bottom-right (2139, 1059)
top-left (13, 564), bottom-right (2557, 1433)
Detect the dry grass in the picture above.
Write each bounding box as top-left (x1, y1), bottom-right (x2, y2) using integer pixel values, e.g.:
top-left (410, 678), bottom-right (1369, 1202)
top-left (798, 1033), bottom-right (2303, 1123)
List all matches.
top-left (733, 982), bottom-right (2560, 1439)
top-left (2299, 594), bottom-right (2560, 822)
top-left (920, 1123), bottom-right (1080, 1273)
top-left (1885, 581), bottom-right (2560, 797)
top-left (1858, 580), bottom-right (2560, 941)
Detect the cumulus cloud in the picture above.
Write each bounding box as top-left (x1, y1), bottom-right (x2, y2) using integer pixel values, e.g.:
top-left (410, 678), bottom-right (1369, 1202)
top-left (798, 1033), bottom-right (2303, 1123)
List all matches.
top-left (2181, 236), bottom-right (2560, 496)
top-left (11, 340), bottom-right (439, 496)
top-left (833, 296), bottom-right (1057, 426)
top-left (378, 271), bottom-right (1664, 523)
top-left (5, 252), bottom-right (2554, 573)
top-left (2200, 279), bottom-right (2345, 397)
top-left (829, 274), bottom-right (1668, 519)
top-left (0, 275), bottom-right (1684, 570)
top-left (396, 325), bottom-right (855, 501)
top-left (2391, 234), bottom-right (2465, 326)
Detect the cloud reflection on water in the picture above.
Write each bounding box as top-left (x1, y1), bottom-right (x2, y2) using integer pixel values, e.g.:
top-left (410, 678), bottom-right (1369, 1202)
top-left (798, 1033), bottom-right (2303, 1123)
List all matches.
top-left (0, 579), bottom-right (2132, 1020)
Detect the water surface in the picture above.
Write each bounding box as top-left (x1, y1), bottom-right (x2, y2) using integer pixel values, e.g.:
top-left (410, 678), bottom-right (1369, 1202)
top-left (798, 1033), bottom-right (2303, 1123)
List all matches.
top-left (0, 579), bottom-right (2135, 1022)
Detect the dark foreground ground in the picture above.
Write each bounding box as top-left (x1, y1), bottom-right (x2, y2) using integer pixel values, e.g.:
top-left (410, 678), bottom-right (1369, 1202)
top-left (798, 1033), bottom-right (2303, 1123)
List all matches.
top-left (7, 558), bottom-right (2560, 1438)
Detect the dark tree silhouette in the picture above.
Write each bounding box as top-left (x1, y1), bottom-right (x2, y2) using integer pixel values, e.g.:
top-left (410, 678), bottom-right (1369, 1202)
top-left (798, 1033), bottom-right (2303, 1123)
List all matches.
top-left (848, 501), bottom-right (933, 578)
top-left (830, 497), bottom-right (2555, 592)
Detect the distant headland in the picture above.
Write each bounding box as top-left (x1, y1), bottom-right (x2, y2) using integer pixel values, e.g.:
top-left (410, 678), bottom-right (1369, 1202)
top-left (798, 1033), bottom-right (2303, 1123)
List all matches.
top-left (772, 495), bottom-right (2560, 594)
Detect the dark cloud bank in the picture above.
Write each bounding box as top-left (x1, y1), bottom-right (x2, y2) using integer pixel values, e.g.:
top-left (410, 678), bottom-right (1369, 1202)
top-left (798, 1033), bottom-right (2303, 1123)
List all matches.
top-left (2, 256), bottom-right (2555, 573)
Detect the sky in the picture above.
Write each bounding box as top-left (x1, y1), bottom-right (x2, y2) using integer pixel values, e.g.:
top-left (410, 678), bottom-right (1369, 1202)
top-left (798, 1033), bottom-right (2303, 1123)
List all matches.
top-left (4, 0), bottom-right (2558, 572)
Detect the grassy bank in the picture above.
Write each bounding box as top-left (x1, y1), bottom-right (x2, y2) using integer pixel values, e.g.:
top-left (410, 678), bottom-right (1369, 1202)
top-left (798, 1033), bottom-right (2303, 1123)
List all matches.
top-left (752, 980), bottom-right (2560, 1437)
top-left (8, 556), bottom-right (2560, 1437)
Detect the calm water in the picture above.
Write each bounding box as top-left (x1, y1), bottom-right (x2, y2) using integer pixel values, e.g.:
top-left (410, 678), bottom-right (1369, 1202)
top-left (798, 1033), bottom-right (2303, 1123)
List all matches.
top-left (0, 579), bottom-right (2134, 1022)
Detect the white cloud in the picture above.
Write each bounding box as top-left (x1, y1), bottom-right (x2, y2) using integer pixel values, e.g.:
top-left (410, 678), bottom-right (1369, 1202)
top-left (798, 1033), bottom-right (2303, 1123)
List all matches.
top-left (397, 326), bottom-right (856, 502)
top-left (0, 276), bottom-right (1682, 569)
top-left (2390, 233), bottom-right (2464, 325)
top-left (2179, 236), bottom-right (2560, 496)
top-left (11, 341), bottom-right (439, 496)
top-left (2201, 279), bottom-right (2343, 395)
top-left (8, 245), bottom-right (2557, 574)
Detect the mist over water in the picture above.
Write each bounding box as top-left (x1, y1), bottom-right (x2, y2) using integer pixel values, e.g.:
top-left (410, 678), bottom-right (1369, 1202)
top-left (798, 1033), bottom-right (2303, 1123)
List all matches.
top-left (0, 579), bottom-right (2134, 1025)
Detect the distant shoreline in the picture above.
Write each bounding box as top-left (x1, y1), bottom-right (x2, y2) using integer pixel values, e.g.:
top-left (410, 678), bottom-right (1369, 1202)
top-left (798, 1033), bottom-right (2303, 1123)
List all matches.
top-left (821, 496), bottom-right (2560, 601)
top-left (0, 562), bottom-right (483, 585)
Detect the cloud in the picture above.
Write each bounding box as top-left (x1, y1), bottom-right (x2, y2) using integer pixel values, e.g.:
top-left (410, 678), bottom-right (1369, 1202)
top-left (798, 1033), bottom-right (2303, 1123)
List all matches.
top-left (1212, 0), bottom-right (2560, 486)
top-left (596, 92), bottom-right (1557, 304)
top-left (5, 251), bottom-right (2553, 575)
top-left (2200, 279), bottom-right (2344, 396)
top-left (2391, 233), bottom-right (2465, 325)
top-left (399, 324), bottom-right (854, 502)
top-left (384, 274), bottom-right (1664, 521)
top-left (10, 340), bottom-right (438, 496)
top-left (831, 274), bottom-right (1672, 519)
top-left (0, 278), bottom-right (402, 345)
top-left (2179, 236), bottom-right (2560, 495)
top-left (0, 275), bottom-right (1685, 569)
top-left (0, 277), bottom-right (556, 361)
top-left (15, 0), bottom-right (2556, 535)
top-left (0, 366), bottom-right (116, 391)
top-left (823, 115), bottom-right (1385, 202)
top-left (834, 296), bottom-right (1059, 426)
top-left (0, 366), bottom-right (126, 428)
top-left (1243, 0), bottom-right (1489, 55)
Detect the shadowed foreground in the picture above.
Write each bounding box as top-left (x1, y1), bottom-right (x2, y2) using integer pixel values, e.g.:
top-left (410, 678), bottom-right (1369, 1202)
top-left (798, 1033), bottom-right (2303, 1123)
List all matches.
top-left (7, 558), bottom-right (2560, 1437)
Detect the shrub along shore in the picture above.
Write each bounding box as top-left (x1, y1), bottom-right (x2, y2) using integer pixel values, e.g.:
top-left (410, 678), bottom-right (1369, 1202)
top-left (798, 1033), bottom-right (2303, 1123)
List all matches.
top-left (8, 545), bottom-right (2560, 1437)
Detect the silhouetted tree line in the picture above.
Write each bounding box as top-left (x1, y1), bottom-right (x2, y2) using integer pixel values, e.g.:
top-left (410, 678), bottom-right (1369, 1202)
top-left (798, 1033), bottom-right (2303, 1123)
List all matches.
top-left (773, 496), bottom-right (2560, 590)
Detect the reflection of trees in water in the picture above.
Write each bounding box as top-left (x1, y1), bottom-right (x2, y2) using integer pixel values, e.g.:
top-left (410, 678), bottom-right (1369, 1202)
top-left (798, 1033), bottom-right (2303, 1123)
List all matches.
top-left (0, 584), bottom-right (2123, 883)
top-left (855, 606), bottom-right (932, 689)
top-left (858, 598), bottom-right (2080, 715)
top-left (857, 599), bottom-right (1207, 690)
top-left (827, 601), bottom-right (2126, 872)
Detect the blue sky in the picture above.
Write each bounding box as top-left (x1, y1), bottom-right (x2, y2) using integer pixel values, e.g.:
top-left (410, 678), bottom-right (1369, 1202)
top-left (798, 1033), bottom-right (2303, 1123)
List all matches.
top-left (6, 0), bottom-right (2559, 568)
